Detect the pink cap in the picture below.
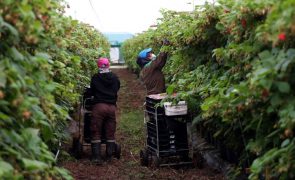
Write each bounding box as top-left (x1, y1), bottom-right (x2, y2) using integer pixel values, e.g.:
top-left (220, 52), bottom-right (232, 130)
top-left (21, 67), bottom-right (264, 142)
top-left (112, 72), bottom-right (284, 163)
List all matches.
top-left (97, 57), bottom-right (110, 68)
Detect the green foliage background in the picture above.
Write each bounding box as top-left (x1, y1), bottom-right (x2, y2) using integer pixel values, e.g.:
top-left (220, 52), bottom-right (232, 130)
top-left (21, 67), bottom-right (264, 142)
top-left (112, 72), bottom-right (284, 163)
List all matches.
top-left (122, 0), bottom-right (295, 179)
top-left (0, 0), bottom-right (109, 179)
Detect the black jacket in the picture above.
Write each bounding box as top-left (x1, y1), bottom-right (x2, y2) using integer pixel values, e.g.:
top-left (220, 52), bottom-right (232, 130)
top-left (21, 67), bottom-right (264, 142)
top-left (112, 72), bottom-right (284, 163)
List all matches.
top-left (90, 72), bottom-right (120, 105)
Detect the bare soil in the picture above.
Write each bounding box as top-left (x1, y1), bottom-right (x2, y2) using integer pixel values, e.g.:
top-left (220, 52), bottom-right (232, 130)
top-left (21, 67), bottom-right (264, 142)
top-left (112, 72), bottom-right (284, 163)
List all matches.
top-left (61, 68), bottom-right (224, 180)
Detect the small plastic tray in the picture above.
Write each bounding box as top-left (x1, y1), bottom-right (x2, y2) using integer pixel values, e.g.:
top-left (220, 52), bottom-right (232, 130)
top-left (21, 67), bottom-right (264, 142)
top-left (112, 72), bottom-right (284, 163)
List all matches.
top-left (164, 101), bottom-right (187, 116)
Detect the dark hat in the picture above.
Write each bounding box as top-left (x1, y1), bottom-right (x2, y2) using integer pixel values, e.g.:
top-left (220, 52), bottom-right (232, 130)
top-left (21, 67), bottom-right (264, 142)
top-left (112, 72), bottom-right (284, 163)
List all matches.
top-left (136, 57), bottom-right (150, 69)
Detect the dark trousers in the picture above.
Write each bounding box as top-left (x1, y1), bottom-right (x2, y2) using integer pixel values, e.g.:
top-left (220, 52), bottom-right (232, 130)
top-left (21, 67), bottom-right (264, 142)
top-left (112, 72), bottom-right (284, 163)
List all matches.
top-left (91, 103), bottom-right (116, 143)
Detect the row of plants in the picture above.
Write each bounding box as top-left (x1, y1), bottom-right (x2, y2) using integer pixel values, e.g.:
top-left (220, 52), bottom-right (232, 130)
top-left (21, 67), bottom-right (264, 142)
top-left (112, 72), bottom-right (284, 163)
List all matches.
top-left (121, 0), bottom-right (295, 179)
top-left (0, 0), bottom-right (109, 179)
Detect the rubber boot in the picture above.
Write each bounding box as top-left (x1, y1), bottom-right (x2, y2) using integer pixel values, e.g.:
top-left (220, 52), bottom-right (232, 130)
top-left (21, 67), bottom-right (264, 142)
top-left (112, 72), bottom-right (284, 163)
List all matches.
top-left (106, 142), bottom-right (115, 162)
top-left (91, 142), bottom-right (102, 165)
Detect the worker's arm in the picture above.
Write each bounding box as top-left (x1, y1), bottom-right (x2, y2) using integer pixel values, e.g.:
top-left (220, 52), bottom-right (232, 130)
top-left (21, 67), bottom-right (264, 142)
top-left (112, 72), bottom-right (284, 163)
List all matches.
top-left (149, 52), bottom-right (168, 70)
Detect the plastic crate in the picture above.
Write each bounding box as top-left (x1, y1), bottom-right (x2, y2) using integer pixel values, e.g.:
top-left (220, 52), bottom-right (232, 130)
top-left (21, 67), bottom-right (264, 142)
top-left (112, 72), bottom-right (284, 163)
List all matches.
top-left (164, 101), bottom-right (187, 116)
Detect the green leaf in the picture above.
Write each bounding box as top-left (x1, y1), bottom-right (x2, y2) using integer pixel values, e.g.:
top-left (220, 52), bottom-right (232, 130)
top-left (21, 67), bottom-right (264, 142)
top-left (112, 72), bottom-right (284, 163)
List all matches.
top-left (0, 15), bottom-right (3, 24)
top-left (259, 79), bottom-right (272, 89)
top-left (250, 158), bottom-right (263, 173)
top-left (21, 128), bottom-right (42, 152)
top-left (33, 21), bottom-right (43, 31)
top-left (0, 161), bottom-right (13, 176)
top-left (54, 61), bottom-right (66, 68)
top-left (2, 22), bottom-right (19, 37)
top-left (0, 70), bottom-right (6, 87)
top-left (35, 52), bottom-right (51, 62)
top-left (54, 167), bottom-right (73, 180)
top-left (20, 4), bottom-right (32, 12)
top-left (259, 50), bottom-right (271, 59)
top-left (287, 48), bottom-right (295, 58)
top-left (22, 158), bottom-right (48, 170)
top-left (72, 56), bottom-right (81, 65)
top-left (254, 68), bottom-right (269, 77)
top-left (276, 81), bottom-right (290, 93)
top-left (9, 47), bottom-right (24, 61)
top-left (215, 22), bottom-right (225, 31)
top-left (213, 129), bottom-right (223, 138)
top-left (281, 139), bottom-right (290, 148)
top-left (270, 95), bottom-right (282, 106)
top-left (166, 85), bottom-right (175, 95)
top-left (280, 60), bottom-right (291, 72)
top-left (44, 83), bottom-right (57, 92)
top-left (39, 121), bottom-right (53, 142)
top-left (201, 96), bottom-right (217, 111)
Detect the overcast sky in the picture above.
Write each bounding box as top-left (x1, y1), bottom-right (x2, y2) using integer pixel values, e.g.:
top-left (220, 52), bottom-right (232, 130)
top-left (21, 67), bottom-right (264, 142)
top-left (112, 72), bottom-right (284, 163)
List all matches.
top-left (65, 0), bottom-right (210, 34)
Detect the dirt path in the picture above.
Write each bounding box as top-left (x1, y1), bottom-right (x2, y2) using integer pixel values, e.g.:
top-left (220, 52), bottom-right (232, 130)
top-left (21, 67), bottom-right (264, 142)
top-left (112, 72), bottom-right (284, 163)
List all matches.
top-left (61, 68), bottom-right (223, 180)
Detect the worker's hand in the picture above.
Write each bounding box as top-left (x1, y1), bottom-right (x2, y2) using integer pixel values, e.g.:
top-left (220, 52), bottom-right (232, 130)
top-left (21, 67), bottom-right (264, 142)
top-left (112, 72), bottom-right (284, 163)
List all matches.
top-left (162, 39), bottom-right (170, 46)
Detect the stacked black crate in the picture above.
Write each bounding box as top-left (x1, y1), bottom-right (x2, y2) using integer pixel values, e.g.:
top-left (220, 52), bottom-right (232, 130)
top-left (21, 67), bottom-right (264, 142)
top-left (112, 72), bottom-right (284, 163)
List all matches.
top-left (83, 88), bottom-right (93, 144)
top-left (145, 96), bottom-right (189, 157)
top-left (165, 115), bottom-right (189, 156)
top-left (146, 97), bottom-right (170, 155)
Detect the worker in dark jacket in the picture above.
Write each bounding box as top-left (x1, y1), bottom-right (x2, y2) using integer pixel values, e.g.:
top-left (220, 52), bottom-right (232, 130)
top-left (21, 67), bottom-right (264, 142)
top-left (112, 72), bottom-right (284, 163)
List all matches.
top-left (137, 46), bottom-right (168, 95)
top-left (90, 57), bottom-right (120, 165)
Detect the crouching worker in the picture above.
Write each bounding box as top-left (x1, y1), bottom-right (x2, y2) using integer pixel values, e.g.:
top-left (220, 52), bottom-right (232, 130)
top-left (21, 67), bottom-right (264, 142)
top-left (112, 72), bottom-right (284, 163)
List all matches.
top-left (90, 57), bottom-right (120, 165)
